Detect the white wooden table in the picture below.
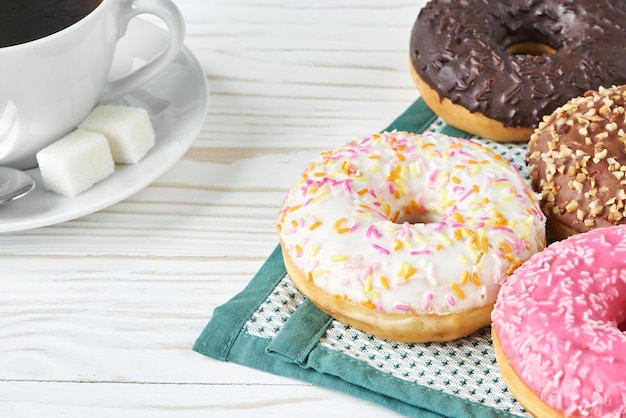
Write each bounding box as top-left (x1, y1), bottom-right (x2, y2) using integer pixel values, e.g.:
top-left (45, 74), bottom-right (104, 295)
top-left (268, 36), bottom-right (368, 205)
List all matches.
top-left (0, 1), bottom-right (428, 416)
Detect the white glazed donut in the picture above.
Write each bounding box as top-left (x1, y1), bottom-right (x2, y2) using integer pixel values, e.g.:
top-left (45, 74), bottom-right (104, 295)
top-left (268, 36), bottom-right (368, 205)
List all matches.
top-left (277, 131), bottom-right (546, 342)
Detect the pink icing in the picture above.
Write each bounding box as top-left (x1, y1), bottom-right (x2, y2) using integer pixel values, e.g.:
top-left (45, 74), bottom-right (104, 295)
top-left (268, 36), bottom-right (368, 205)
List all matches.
top-left (492, 225), bottom-right (626, 417)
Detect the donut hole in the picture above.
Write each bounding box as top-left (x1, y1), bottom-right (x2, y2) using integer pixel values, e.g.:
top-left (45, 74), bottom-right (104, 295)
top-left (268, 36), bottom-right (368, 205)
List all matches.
top-left (395, 211), bottom-right (439, 226)
top-left (393, 197), bottom-right (442, 225)
top-left (505, 41), bottom-right (556, 57)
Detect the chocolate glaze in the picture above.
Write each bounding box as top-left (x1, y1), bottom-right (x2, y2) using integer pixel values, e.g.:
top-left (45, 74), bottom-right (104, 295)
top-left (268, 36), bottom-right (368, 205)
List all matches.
top-left (528, 85), bottom-right (626, 235)
top-left (410, 0), bottom-right (626, 129)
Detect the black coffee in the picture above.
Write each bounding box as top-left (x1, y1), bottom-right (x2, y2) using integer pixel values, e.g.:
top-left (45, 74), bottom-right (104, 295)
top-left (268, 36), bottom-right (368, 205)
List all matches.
top-left (0, 0), bottom-right (103, 48)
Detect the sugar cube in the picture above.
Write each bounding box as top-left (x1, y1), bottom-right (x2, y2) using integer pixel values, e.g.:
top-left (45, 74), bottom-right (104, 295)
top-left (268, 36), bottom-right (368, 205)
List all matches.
top-left (79, 104), bottom-right (155, 164)
top-left (36, 129), bottom-right (115, 197)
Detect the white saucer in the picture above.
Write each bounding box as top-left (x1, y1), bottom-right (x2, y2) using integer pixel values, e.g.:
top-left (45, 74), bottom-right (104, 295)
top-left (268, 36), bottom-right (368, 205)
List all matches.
top-left (0, 18), bottom-right (209, 233)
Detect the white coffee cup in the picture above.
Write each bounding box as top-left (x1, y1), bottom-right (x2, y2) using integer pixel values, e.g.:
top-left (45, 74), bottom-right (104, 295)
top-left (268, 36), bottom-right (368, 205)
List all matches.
top-left (0, 0), bottom-right (185, 170)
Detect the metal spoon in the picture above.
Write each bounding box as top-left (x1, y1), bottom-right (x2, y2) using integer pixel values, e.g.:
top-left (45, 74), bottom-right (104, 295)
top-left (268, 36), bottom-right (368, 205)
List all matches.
top-left (0, 167), bottom-right (35, 205)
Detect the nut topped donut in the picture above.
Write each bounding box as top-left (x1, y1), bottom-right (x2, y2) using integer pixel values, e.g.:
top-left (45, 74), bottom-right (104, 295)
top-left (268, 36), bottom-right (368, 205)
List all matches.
top-left (277, 131), bottom-right (546, 342)
top-left (410, 0), bottom-right (626, 142)
top-left (528, 85), bottom-right (626, 239)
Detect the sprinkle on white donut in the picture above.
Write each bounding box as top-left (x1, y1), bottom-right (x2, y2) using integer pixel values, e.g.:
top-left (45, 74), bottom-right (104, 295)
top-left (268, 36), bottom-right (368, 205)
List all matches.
top-left (278, 131), bottom-right (545, 321)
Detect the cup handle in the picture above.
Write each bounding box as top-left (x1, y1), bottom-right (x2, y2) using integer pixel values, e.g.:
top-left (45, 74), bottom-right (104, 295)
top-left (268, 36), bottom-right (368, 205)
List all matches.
top-left (99, 0), bottom-right (186, 103)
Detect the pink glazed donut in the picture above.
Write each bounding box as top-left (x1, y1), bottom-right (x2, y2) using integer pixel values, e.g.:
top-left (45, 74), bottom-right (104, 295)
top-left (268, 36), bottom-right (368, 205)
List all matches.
top-left (492, 225), bottom-right (626, 418)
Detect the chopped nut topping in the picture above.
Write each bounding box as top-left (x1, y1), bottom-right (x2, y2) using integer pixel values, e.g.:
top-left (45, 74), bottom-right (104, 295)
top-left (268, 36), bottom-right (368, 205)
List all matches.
top-left (608, 211), bottom-right (623, 223)
top-left (565, 200), bottom-right (579, 212)
top-left (589, 199), bottom-right (603, 216)
top-left (529, 85), bottom-right (626, 230)
top-left (599, 105), bottom-right (611, 115)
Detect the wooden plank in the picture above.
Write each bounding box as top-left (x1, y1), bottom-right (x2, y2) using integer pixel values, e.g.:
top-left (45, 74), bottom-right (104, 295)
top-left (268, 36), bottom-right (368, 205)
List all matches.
top-left (0, 1), bottom-right (430, 416)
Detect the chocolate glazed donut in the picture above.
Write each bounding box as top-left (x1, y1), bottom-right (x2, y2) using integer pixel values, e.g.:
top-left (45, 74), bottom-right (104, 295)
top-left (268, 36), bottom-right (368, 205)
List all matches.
top-left (409, 0), bottom-right (626, 142)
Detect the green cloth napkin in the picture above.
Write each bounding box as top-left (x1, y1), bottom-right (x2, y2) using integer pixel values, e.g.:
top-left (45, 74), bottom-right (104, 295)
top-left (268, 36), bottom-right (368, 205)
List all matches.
top-left (193, 98), bottom-right (531, 418)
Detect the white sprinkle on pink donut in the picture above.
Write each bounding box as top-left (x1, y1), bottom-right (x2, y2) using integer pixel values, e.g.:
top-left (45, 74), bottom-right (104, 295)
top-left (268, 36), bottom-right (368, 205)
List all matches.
top-left (492, 225), bottom-right (626, 417)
